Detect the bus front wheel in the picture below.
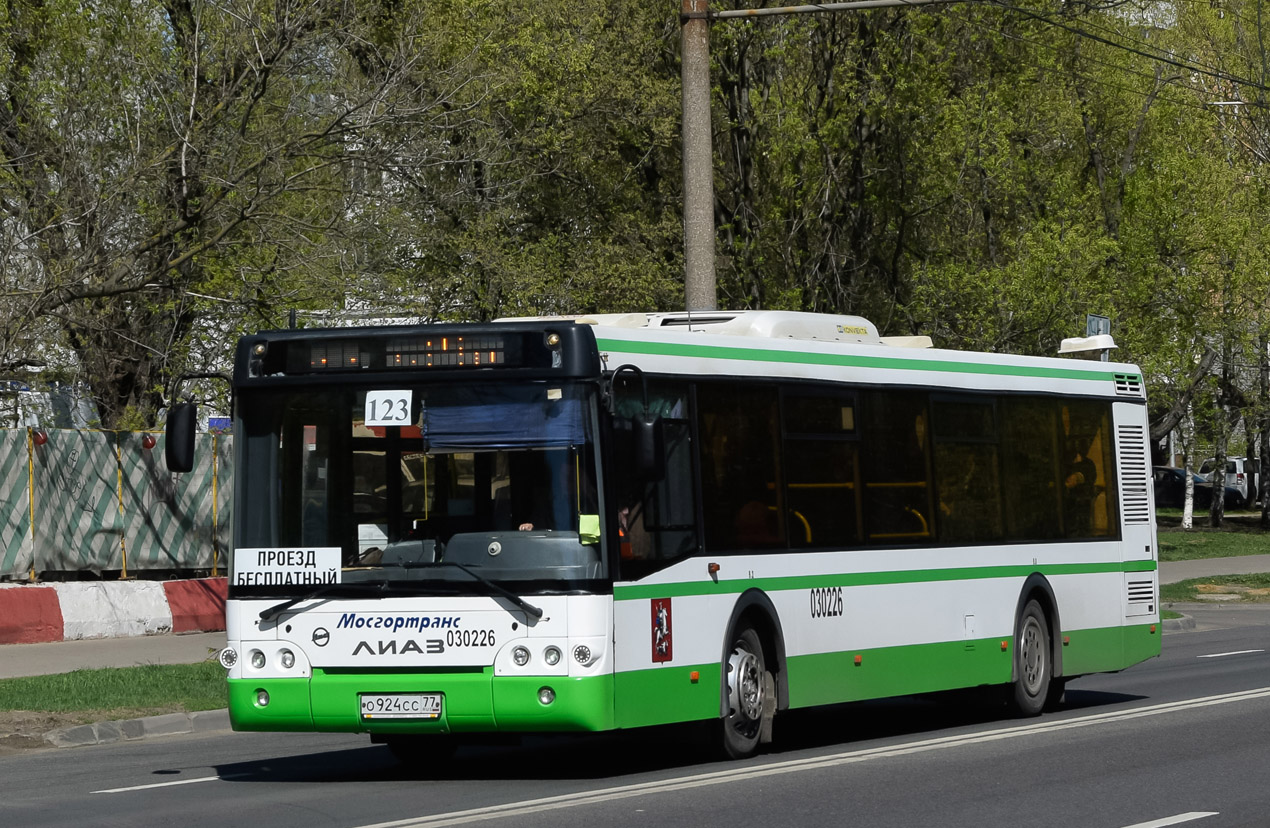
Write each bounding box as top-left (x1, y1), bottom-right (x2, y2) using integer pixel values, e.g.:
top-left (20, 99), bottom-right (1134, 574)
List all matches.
top-left (1008, 600), bottom-right (1051, 717)
top-left (719, 627), bottom-right (766, 759)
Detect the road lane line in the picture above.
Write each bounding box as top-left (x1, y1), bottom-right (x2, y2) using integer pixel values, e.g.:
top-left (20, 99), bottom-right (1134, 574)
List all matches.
top-left (1197, 649), bottom-right (1264, 658)
top-left (1121, 813), bottom-right (1218, 828)
top-left (93, 776), bottom-right (222, 794)
top-left (353, 687), bottom-right (1270, 828)
top-left (93, 773), bottom-right (249, 794)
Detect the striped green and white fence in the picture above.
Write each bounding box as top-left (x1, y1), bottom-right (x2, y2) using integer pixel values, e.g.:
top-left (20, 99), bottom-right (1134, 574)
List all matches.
top-left (0, 431), bottom-right (32, 577)
top-left (0, 429), bottom-right (233, 580)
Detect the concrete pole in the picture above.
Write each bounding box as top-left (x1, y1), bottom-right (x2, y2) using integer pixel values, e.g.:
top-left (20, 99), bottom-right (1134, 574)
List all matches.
top-left (681, 0), bottom-right (717, 311)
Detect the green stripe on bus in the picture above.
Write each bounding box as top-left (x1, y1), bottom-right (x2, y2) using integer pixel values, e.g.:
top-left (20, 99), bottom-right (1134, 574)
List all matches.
top-left (614, 663), bottom-right (723, 729)
top-left (230, 671), bottom-right (616, 734)
top-left (609, 622), bottom-right (1159, 728)
top-left (784, 622), bottom-right (1159, 708)
top-left (614, 559), bottom-right (1156, 601)
top-left (595, 337), bottom-right (1138, 384)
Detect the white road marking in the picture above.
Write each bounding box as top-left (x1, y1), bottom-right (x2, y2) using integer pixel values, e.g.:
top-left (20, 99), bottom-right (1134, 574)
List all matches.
top-left (351, 687), bottom-right (1270, 828)
top-left (1120, 813), bottom-right (1219, 828)
top-left (1197, 649), bottom-right (1264, 659)
top-left (93, 776), bottom-right (223, 794)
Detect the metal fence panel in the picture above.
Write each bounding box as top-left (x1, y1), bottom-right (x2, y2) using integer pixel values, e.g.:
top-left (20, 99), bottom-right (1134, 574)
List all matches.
top-left (0, 431), bottom-right (32, 579)
top-left (1, 429), bottom-right (233, 578)
top-left (30, 431), bottom-right (123, 573)
top-left (118, 433), bottom-right (217, 570)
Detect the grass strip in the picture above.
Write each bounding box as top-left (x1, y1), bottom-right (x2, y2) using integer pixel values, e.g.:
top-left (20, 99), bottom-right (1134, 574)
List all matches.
top-left (1158, 525), bottom-right (1270, 561)
top-left (0, 661), bottom-right (227, 722)
top-left (1161, 573), bottom-right (1270, 604)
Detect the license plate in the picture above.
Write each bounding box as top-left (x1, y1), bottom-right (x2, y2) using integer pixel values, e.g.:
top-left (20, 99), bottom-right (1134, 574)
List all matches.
top-left (360, 693), bottom-right (442, 720)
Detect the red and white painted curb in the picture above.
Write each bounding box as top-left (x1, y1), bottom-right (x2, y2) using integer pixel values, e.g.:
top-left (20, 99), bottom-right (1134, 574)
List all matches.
top-left (0, 578), bottom-right (226, 645)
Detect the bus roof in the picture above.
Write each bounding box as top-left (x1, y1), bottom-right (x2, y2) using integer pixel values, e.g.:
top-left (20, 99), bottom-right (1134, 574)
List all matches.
top-left (505, 310), bottom-right (1144, 401)
top-left (501, 310), bottom-right (932, 348)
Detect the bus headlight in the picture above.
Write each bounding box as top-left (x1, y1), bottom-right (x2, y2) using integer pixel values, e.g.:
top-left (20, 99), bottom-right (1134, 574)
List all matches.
top-left (218, 647), bottom-right (238, 669)
top-left (538, 687), bottom-right (555, 705)
top-left (543, 646), bottom-right (562, 666)
top-left (573, 645), bottom-right (593, 666)
top-left (280, 649), bottom-right (296, 670)
top-left (512, 646), bottom-right (530, 666)
top-left (250, 650), bottom-right (266, 669)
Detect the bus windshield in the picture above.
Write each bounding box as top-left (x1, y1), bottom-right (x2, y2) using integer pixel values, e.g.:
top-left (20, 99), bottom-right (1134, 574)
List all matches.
top-left (234, 381), bottom-right (603, 592)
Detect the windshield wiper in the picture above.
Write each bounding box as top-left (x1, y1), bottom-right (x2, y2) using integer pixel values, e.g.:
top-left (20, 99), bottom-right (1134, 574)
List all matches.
top-left (258, 580), bottom-right (399, 622)
top-left (257, 563), bottom-right (545, 623)
top-left (390, 561), bottom-right (544, 619)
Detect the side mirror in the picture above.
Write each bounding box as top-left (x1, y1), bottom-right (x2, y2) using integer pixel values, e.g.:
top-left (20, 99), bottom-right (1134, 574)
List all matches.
top-left (165, 402), bottom-right (197, 473)
top-left (632, 415), bottom-right (665, 481)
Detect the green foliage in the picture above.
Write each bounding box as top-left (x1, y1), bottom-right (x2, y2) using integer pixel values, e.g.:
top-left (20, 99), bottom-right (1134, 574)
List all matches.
top-left (2, 0), bottom-right (1270, 448)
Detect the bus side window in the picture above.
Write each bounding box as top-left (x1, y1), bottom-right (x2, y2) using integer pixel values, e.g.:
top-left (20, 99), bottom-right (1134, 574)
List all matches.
top-left (697, 383), bottom-right (783, 551)
top-left (622, 421), bottom-right (697, 559)
top-left (1061, 401), bottom-right (1116, 538)
top-left (613, 380), bottom-right (698, 578)
top-left (1001, 398), bottom-right (1063, 540)
top-left (931, 397), bottom-right (1003, 545)
top-left (860, 391), bottom-right (933, 542)
top-left (782, 390), bottom-right (860, 547)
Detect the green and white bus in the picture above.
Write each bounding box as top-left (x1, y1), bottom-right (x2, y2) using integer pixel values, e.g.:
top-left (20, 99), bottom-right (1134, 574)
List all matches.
top-left (182, 310), bottom-right (1160, 761)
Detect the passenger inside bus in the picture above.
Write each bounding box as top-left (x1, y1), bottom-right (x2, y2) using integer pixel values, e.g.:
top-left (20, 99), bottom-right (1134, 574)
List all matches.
top-left (1063, 434), bottom-right (1099, 536)
top-left (734, 495), bottom-right (782, 548)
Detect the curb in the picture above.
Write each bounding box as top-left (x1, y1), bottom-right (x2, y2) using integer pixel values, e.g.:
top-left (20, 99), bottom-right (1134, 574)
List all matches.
top-left (1161, 613), bottom-right (1196, 632)
top-left (0, 578), bottom-right (226, 644)
top-left (42, 709), bottom-right (231, 749)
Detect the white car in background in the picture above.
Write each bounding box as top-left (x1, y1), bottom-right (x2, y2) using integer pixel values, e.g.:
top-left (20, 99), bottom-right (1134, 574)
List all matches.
top-left (1199, 456), bottom-right (1260, 508)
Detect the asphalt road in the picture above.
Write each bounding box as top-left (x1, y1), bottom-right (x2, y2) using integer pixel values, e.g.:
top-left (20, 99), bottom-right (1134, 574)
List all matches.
top-left (2, 615), bottom-right (1268, 828)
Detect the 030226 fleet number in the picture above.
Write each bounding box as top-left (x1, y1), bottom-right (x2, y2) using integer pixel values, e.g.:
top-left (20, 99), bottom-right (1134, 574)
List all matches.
top-left (810, 586), bottom-right (843, 618)
top-left (447, 629), bottom-right (496, 647)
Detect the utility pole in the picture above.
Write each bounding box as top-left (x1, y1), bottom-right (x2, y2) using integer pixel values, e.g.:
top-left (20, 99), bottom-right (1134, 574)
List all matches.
top-left (678, 0), bottom-right (959, 312)
top-left (681, 0), bottom-right (716, 312)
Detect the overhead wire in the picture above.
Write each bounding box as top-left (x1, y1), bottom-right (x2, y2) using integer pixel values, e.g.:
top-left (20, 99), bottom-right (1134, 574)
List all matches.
top-left (1034, 0), bottom-right (1268, 89)
top-left (722, 0), bottom-right (1270, 104)
top-left (980, 0), bottom-right (1270, 101)
top-left (944, 5), bottom-right (1240, 115)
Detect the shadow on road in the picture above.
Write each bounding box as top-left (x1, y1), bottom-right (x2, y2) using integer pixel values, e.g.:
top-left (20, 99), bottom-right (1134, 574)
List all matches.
top-left (207, 685), bottom-right (1147, 784)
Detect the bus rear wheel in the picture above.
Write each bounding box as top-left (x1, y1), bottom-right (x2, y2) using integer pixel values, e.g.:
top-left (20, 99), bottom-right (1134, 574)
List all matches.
top-left (1008, 600), bottom-right (1051, 717)
top-left (719, 627), bottom-right (766, 760)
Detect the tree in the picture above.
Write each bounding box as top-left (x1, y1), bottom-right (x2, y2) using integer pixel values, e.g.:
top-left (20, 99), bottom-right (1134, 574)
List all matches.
top-left (0, 1), bottom-right (493, 425)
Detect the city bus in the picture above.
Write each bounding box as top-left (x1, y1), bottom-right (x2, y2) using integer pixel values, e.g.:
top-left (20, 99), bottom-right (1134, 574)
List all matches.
top-left (170, 310), bottom-right (1160, 762)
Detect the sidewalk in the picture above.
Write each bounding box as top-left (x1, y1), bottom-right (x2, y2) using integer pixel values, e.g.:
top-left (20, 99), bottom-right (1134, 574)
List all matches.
top-left (0, 631), bottom-right (226, 680)
top-left (1158, 553), bottom-right (1270, 585)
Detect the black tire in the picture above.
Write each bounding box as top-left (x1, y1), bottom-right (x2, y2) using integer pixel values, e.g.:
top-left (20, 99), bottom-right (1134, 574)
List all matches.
top-left (1043, 677), bottom-right (1068, 712)
top-left (1007, 600), bottom-right (1051, 717)
top-left (383, 734), bottom-right (459, 770)
top-left (719, 627), bottom-right (766, 759)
